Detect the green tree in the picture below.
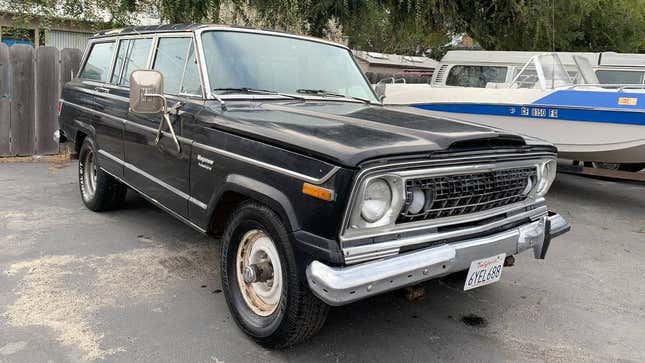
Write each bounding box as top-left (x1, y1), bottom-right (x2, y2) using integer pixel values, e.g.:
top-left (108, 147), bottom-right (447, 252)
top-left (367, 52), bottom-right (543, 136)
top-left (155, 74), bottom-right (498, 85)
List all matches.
top-left (6, 0), bottom-right (645, 54)
top-left (444, 0), bottom-right (645, 52)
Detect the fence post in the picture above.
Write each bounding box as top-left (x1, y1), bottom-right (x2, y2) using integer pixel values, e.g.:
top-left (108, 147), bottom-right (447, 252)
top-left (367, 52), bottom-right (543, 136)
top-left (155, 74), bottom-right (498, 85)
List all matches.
top-left (35, 46), bottom-right (60, 155)
top-left (9, 45), bottom-right (35, 156)
top-left (0, 43), bottom-right (10, 156)
top-left (60, 48), bottom-right (82, 93)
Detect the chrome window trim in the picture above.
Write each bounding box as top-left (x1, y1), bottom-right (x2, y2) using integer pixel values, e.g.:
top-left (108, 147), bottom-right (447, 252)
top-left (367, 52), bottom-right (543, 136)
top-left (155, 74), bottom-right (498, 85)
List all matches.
top-left (77, 32), bottom-right (207, 100)
top-left (150, 33), bottom-right (206, 99)
top-left (78, 40), bottom-right (118, 82)
top-left (109, 36), bottom-right (155, 86)
top-left (194, 27), bottom-right (363, 102)
top-left (340, 155), bottom-right (555, 243)
top-left (61, 99), bottom-right (339, 185)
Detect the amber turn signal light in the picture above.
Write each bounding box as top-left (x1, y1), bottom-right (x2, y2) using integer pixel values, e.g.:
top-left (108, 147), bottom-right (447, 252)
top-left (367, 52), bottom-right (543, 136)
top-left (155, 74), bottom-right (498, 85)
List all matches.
top-left (302, 183), bottom-right (334, 201)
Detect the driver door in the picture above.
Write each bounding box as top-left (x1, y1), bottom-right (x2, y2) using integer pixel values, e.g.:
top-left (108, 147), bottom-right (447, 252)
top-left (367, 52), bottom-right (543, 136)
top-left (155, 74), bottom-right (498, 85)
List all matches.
top-left (121, 35), bottom-right (200, 217)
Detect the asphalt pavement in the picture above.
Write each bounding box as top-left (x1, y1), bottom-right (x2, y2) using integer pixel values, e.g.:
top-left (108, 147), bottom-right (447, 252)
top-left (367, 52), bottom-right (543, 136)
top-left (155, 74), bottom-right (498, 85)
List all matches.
top-left (0, 159), bottom-right (643, 363)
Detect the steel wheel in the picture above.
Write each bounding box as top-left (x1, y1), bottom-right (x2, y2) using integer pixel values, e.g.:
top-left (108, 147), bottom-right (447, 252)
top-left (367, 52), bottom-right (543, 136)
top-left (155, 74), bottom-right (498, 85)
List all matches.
top-left (236, 229), bottom-right (283, 316)
top-left (81, 148), bottom-right (98, 201)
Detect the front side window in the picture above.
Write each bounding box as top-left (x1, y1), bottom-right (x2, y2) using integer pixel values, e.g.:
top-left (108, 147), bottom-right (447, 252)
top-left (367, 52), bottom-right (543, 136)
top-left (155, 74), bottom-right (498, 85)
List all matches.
top-left (180, 42), bottom-right (202, 95)
top-left (153, 37), bottom-right (197, 95)
top-left (111, 38), bottom-right (152, 86)
top-left (596, 70), bottom-right (645, 85)
top-left (201, 31), bottom-right (378, 102)
top-left (446, 65), bottom-right (508, 88)
top-left (79, 42), bottom-right (114, 82)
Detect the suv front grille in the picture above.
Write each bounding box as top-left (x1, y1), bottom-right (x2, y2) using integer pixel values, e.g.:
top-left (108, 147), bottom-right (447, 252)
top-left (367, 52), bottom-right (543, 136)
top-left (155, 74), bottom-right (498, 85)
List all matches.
top-left (398, 167), bottom-right (536, 223)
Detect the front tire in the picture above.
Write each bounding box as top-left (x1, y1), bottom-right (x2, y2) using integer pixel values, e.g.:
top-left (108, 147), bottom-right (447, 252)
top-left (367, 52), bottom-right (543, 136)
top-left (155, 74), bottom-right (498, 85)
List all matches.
top-left (221, 201), bottom-right (328, 348)
top-left (78, 138), bottom-right (127, 211)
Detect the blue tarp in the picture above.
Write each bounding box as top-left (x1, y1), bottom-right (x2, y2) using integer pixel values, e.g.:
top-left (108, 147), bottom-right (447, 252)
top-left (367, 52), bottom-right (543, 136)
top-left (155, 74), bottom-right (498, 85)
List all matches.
top-left (1, 39), bottom-right (34, 47)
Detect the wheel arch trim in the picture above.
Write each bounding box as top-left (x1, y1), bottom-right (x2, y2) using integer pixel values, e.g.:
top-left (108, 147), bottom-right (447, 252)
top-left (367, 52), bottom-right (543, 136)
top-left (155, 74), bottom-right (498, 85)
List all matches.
top-left (207, 174), bottom-right (300, 233)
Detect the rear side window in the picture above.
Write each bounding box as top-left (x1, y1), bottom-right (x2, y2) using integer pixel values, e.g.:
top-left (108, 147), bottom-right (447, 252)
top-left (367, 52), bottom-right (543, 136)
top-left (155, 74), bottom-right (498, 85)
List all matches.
top-left (446, 65), bottom-right (508, 88)
top-left (111, 38), bottom-right (152, 86)
top-left (153, 37), bottom-right (202, 96)
top-left (79, 42), bottom-right (115, 82)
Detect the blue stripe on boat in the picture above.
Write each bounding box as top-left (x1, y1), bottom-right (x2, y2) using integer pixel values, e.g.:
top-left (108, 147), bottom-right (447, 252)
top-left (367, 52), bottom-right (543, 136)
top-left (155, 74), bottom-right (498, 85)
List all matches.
top-left (413, 103), bottom-right (645, 126)
top-left (533, 90), bottom-right (645, 110)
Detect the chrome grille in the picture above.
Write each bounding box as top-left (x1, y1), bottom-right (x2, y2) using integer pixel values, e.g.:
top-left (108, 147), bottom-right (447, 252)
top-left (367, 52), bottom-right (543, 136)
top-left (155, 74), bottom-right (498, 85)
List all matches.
top-left (398, 167), bottom-right (536, 223)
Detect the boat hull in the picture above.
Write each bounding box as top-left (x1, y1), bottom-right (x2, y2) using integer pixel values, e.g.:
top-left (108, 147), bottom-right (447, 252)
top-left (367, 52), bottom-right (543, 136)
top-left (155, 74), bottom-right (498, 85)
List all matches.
top-left (383, 85), bottom-right (645, 163)
top-left (404, 108), bottom-right (645, 163)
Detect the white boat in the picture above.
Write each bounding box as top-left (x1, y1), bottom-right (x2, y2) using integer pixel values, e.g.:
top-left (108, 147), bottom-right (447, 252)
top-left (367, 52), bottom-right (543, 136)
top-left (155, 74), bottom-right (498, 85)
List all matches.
top-left (426, 50), bottom-right (645, 88)
top-left (382, 53), bottom-right (645, 170)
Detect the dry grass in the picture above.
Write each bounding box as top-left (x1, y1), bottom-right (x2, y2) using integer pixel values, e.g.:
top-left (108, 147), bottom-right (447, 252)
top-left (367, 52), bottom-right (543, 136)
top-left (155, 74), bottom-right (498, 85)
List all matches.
top-left (0, 152), bottom-right (72, 164)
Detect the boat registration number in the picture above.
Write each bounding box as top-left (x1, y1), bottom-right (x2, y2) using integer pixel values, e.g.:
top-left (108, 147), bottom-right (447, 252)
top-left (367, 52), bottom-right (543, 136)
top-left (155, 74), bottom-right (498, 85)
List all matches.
top-left (463, 253), bottom-right (505, 291)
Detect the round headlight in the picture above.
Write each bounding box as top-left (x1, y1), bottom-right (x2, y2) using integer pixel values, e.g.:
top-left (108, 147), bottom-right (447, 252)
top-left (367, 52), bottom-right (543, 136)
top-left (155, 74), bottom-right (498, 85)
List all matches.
top-left (361, 178), bottom-right (392, 223)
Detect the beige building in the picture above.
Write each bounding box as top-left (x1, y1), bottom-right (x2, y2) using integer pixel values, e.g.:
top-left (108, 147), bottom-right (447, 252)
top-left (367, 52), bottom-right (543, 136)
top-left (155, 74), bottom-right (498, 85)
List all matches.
top-left (353, 50), bottom-right (437, 74)
top-left (352, 50), bottom-right (438, 84)
top-left (0, 11), bottom-right (101, 49)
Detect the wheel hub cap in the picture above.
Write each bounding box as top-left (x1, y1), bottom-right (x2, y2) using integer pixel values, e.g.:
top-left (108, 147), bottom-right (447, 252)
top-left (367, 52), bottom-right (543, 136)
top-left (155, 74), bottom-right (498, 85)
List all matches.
top-left (81, 149), bottom-right (98, 200)
top-left (236, 230), bottom-right (282, 316)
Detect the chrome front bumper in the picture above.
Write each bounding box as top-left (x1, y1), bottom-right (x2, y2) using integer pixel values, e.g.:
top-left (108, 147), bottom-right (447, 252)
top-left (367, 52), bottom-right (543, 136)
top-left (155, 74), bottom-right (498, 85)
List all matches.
top-left (307, 212), bottom-right (569, 306)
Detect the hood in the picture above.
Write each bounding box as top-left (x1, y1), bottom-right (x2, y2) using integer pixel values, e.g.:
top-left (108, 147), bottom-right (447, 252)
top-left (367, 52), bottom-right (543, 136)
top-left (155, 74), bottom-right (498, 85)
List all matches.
top-left (204, 101), bottom-right (532, 167)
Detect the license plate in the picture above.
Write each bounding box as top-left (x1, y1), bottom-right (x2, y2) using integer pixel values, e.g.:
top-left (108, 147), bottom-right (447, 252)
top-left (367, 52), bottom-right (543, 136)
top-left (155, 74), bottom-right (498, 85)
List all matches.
top-left (463, 253), bottom-right (505, 291)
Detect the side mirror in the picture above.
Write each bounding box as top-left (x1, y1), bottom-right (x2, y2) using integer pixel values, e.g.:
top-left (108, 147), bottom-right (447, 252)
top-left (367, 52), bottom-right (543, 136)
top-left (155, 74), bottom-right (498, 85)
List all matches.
top-left (130, 69), bottom-right (165, 113)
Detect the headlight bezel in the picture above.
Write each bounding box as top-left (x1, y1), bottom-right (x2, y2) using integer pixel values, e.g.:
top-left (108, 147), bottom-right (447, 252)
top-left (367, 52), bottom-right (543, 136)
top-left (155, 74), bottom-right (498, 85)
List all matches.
top-left (360, 178), bottom-right (393, 222)
top-left (533, 158), bottom-right (557, 197)
top-left (349, 174), bottom-right (405, 229)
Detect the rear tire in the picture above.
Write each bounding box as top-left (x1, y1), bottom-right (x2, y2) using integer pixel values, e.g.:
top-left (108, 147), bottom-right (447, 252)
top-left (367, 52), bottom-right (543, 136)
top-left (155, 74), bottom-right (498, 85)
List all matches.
top-left (78, 138), bottom-right (127, 212)
top-left (221, 201), bottom-right (328, 348)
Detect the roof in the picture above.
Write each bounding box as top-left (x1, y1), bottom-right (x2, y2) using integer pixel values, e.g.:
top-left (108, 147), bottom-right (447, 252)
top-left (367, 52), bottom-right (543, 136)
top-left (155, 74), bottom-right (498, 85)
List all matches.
top-left (92, 23), bottom-right (200, 38)
top-left (352, 50), bottom-right (438, 69)
top-left (90, 24), bottom-right (349, 49)
top-left (599, 52), bottom-right (645, 67)
top-left (441, 50), bottom-right (600, 66)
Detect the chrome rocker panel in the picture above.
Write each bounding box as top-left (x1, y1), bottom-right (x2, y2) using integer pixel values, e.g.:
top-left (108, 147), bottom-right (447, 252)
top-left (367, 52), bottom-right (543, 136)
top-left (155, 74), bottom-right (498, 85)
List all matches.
top-left (307, 212), bottom-right (569, 306)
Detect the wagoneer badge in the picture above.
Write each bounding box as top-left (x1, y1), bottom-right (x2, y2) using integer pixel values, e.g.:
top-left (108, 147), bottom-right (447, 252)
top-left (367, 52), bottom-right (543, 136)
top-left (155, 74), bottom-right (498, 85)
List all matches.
top-left (197, 154), bottom-right (214, 171)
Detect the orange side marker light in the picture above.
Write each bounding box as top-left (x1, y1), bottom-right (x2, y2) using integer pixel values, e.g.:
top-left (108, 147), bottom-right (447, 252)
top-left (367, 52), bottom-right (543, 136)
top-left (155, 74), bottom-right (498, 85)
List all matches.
top-left (302, 183), bottom-right (334, 201)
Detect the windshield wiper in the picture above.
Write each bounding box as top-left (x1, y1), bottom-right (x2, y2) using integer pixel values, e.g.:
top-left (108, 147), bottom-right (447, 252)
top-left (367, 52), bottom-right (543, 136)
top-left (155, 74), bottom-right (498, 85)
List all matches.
top-left (296, 89), bottom-right (371, 104)
top-left (212, 87), bottom-right (305, 101)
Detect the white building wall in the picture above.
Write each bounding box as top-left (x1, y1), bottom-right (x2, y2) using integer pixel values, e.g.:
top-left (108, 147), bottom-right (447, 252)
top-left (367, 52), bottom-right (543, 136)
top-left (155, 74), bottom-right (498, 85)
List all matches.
top-left (46, 30), bottom-right (93, 50)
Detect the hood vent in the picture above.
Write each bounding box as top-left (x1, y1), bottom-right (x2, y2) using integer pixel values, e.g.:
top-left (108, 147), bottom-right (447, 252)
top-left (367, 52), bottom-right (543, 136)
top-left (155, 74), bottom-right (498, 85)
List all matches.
top-left (449, 135), bottom-right (526, 150)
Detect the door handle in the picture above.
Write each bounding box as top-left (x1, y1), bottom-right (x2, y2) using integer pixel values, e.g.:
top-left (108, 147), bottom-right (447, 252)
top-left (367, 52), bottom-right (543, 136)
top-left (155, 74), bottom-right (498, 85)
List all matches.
top-left (95, 86), bottom-right (110, 93)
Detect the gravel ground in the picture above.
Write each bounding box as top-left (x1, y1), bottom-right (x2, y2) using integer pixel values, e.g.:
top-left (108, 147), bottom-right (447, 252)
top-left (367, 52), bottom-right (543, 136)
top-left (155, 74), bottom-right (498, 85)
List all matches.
top-left (0, 159), bottom-right (643, 363)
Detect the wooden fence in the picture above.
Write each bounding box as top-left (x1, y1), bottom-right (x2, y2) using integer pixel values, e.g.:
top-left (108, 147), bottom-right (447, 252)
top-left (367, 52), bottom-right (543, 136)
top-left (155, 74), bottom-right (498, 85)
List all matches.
top-left (0, 43), bottom-right (82, 156)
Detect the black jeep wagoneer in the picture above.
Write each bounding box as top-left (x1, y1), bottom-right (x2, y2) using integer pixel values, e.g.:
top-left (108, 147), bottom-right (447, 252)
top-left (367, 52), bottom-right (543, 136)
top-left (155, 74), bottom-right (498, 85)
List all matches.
top-left (56, 24), bottom-right (570, 347)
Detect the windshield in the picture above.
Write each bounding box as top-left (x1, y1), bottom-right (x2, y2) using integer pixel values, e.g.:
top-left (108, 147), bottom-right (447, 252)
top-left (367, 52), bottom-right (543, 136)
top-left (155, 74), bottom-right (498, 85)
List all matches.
top-left (201, 31), bottom-right (378, 102)
top-left (511, 54), bottom-right (574, 89)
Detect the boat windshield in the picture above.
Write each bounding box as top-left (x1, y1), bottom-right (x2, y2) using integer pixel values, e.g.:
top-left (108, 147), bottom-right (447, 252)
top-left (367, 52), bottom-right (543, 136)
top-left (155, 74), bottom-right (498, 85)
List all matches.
top-left (510, 53), bottom-right (574, 89)
top-left (201, 31), bottom-right (378, 103)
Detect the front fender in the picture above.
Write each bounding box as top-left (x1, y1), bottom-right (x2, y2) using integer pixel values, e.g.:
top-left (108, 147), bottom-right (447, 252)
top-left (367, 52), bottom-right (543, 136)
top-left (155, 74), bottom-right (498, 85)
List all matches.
top-left (208, 174), bottom-right (299, 232)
